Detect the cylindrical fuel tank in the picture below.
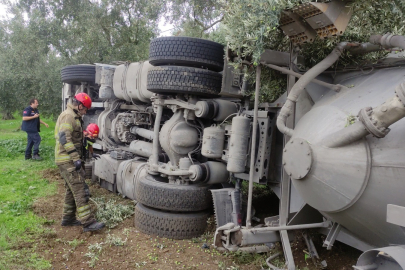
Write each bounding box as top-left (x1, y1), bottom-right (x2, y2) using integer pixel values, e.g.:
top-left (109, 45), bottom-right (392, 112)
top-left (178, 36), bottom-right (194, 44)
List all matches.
top-left (287, 67), bottom-right (405, 248)
top-left (116, 159), bottom-right (147, 200)
top-left (113, 61), bottom-right (153, 103)
top-left (202, 126), bottom-right (225, 158)
top-left (227, 116), bottom-right (250, 173)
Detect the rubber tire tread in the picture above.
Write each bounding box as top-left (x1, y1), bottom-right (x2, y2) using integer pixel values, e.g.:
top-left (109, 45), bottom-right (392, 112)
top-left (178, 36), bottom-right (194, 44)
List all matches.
top-left (136, 174), bottom-right (212, 212)
top-left (147, 66), bottom-right (222, 96)
top-left (134, 203), bottom-right (209, 239)
top-left (149, 36), bottom-right (225, 71)
top-left (61, 65), bottom-right (96, 85)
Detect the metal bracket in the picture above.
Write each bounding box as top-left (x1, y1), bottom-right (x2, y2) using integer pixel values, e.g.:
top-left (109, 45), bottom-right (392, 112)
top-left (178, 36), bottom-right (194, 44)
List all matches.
top-left (323, 223), bottom-right (342, 250)
top-left (213, 223), bottom-right (240, 252)
top-left (153, 96), bottom-right (198, 113)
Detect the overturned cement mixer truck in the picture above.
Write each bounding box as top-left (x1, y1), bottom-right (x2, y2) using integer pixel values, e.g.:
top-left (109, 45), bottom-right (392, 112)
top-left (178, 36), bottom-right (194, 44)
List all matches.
top-left (60, 1), bottom-right (405, 269)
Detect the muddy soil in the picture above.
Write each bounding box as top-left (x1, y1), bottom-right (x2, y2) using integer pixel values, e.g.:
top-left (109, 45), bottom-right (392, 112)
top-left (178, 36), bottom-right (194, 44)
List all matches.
top-left (24, 169), bottom-right (361, 270)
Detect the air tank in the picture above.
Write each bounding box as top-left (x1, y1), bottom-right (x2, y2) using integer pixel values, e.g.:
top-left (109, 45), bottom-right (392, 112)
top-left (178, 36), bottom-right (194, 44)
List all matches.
top-left (201, 126), bottom-right (225, 158)
top-left (227, 116), bottom-right (250, 173)
top-left (286, 67), bottom-right (405, 248)
top-left (113, 61), bottom-right (153, 103)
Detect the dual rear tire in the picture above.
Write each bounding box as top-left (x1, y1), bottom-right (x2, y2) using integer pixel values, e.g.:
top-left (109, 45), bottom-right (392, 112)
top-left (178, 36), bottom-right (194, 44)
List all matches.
top-left (134, 174), bottom-right (212, 239)
top-left (146, 36), bottom-right (225, 97)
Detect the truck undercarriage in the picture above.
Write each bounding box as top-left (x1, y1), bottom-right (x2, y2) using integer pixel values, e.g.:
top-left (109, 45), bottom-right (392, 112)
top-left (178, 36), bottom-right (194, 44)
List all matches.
top-left (60, 1), bottom-right (405, 269)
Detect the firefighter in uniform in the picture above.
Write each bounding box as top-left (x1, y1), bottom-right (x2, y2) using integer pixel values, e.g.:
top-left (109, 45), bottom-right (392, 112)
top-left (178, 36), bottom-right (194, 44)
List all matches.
top-left (55, 93), bottom-right (105, 232)
top-left (83, 123), bottom-right (101, 160)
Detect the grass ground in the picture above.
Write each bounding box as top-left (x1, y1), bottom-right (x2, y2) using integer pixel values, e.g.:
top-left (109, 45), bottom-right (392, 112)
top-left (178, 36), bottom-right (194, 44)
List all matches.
top-left (0, 113), bottom-right (57, 269)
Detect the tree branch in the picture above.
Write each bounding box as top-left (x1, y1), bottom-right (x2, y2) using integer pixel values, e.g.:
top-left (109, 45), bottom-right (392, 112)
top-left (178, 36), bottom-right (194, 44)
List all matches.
top-left (200, 15), bottom-right (224, 35)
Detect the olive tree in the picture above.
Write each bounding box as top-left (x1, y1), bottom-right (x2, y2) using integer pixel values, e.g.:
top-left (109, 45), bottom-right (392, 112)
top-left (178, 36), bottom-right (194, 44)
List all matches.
top-left (0, 0), bottom-right (166, 117)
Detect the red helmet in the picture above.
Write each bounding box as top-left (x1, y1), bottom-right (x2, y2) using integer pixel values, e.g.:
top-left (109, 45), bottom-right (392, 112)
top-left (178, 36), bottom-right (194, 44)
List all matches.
top-left (86, 123), bottom-right (100, 137)
top-left (74, 93), bottom-right (92, 109)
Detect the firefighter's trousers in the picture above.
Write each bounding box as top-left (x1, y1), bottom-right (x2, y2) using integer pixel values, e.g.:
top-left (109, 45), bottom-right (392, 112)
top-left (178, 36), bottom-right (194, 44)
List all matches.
top-left (58, 163), bottom-right (95, 226)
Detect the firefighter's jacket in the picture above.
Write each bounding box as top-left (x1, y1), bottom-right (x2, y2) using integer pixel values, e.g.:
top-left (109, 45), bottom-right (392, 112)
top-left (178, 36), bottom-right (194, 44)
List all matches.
top-left (54, 103), bottom-right (83, 165)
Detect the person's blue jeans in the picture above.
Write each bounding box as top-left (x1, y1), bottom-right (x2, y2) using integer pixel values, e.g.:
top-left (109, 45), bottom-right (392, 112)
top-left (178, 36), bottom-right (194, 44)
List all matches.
top-left (25, 132), bottom-right (41, 158)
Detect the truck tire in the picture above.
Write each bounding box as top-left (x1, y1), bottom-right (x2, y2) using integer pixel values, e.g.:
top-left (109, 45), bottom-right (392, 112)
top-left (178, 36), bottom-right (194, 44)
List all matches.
top-left (61, 65), bottom-right (96, 85)
top-left (149, 37), bottom-right (224, 72)
top-left (136, 174), bottom-right (212, 212)
top-left (134, 203), bottom-right (209, 239)
top-left (147, 66), bottom-right (222, 96)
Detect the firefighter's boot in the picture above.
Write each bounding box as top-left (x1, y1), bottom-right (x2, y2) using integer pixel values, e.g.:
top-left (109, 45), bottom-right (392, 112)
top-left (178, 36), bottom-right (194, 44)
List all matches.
top-left (61, 216), bottom-right (82, 226)
top-left (83, 221), bottom-right (105, 232)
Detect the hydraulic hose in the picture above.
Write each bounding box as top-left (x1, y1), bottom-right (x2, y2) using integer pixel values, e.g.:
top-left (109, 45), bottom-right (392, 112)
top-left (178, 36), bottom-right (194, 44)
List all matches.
top-left (320, 33), bottom-right (405, 148)
top-left (370, 33), bottom-right (405, 50)
top-left (261, 62), bottom-right (344, 92)
top-left (277, 42), bottom-right (351, 137)
top-left (276, 41), bottom-right (379, 137)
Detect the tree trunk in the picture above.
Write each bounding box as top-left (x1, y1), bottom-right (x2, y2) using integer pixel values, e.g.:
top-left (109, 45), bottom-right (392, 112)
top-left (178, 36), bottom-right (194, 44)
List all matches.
top-left (2, 112), bottom-right (15, 120)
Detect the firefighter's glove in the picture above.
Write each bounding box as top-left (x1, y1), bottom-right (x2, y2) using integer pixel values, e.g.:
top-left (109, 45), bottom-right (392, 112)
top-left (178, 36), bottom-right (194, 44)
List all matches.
top-left (92, 153), bottom-right (101, 160)
top-left (74, 160), bottom-right (82, 171)
top-left (84, 182), bottom-right (91, 203)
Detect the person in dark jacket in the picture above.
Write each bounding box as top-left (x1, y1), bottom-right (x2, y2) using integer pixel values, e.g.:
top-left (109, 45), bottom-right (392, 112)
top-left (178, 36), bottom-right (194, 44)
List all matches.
top-left (22, 98), bottom-right (49, 160)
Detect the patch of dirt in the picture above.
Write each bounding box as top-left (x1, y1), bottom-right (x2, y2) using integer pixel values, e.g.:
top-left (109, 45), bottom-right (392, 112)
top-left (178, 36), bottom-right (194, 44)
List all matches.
top-left (27, 170), bottom-right (361, 270)
top-left (30, 172), bottom-right (249, 270)
top-left (41, 168), bottom-right (63, 182)
top-left (32, 168), bottom-right (64, 222)
top-left (291, 231), bottom-right (361, 270)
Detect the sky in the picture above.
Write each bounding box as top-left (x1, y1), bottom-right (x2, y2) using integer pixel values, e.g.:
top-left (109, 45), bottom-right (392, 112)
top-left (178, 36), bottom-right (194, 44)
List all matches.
top-left (158, 15), bottom-right (174, 37)
top-left (0, 4), bottom-right (7, 19)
